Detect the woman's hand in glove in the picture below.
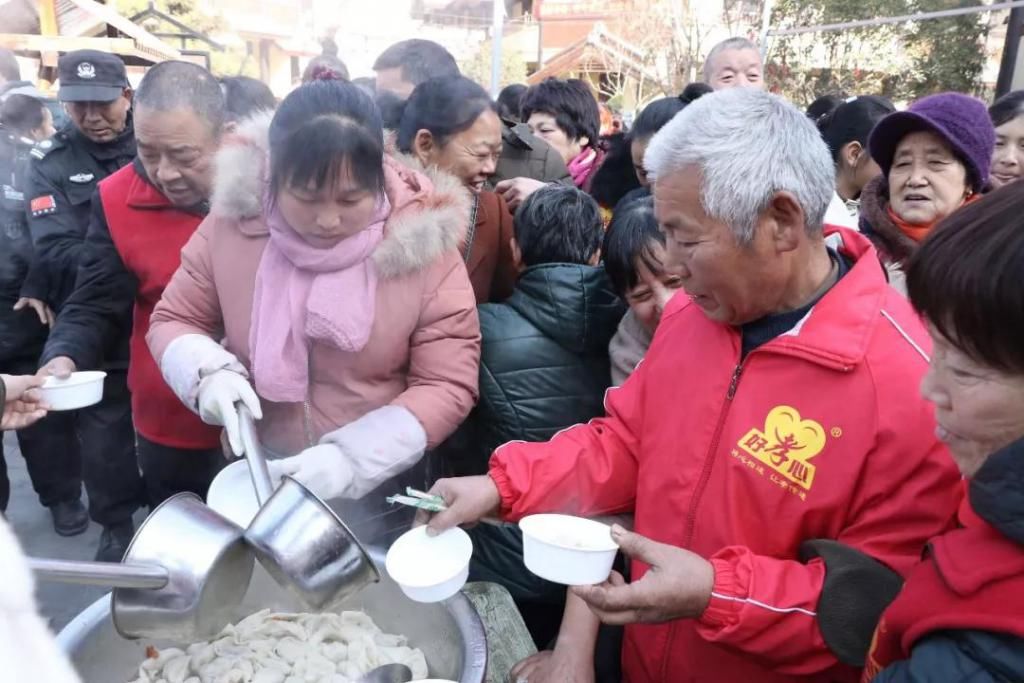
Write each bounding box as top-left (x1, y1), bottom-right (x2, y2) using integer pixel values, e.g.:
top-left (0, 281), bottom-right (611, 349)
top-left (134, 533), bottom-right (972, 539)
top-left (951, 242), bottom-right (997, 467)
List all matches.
top-left (267, 444), bottom-right (347, 500)
top-left (268, 405), bottom-right (427, 501)
top-left (197, 370), bottom-right (262, 456)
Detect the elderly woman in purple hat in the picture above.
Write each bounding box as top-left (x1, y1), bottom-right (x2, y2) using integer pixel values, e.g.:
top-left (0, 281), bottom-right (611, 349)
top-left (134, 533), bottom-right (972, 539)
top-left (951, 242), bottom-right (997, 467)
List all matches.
top-left (859, 93), bottom-right (995, 294)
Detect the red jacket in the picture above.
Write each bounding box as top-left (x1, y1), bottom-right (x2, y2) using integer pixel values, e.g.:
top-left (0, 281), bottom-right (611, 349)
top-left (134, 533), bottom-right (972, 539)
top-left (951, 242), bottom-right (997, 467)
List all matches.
top-left (489, 228), bottom-right (960, 682)
top-left (863, 484), bottom-right (1024, 680)
top-left (99, 164), bottom-right (221, 449)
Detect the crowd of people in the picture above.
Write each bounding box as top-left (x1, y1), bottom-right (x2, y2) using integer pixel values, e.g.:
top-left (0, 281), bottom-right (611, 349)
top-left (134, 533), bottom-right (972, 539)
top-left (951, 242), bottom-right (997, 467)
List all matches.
top-left (0, 33), bottom-right (1021, 683)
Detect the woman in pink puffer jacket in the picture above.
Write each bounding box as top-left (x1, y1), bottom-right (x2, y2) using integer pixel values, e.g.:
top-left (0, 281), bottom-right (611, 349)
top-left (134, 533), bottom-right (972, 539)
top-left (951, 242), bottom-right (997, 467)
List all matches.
top-left (147, 77), bottom-right (480, 510)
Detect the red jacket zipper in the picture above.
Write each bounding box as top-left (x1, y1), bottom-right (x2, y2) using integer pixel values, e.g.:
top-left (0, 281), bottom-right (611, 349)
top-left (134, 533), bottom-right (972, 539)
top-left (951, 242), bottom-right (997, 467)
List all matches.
top-left (660, 361), bottom-right (744, 682)
top-left (682, 361), bottom-right (744, 547)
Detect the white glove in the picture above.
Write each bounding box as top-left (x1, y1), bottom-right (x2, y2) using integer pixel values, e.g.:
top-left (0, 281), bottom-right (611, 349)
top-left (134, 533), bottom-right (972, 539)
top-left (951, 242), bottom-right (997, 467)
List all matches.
top-left (197, 370), bottom-right (262, 456)
top-left (268, 444), bottom-right (349, 500)
top-left (267, 405), bottom-right (427, 500)
top-left (159, 333), bottom-right (250, 412)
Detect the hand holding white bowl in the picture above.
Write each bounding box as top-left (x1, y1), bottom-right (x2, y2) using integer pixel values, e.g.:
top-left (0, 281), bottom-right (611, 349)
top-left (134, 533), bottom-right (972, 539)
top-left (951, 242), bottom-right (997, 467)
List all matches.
top-left (571, 524), bottom-right (714, 625)
top-left (0, 373), bottom-right (46, 429)
top-left (412, 475), bottom-right (502, 536)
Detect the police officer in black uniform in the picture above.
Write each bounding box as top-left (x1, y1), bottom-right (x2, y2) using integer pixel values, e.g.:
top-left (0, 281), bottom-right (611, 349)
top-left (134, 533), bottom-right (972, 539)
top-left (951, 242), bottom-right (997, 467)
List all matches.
top-left (28, 50), bottom-right (144, 561)
top-left (0, 89), bottom-right (84, 528)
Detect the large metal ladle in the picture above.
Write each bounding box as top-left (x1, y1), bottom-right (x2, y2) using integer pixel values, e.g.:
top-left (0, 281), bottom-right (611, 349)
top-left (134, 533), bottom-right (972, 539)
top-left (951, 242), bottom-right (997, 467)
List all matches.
top-left (29, 492), bottom-right (254, 642)
top-left (237, 405), bottom-right (380, 610)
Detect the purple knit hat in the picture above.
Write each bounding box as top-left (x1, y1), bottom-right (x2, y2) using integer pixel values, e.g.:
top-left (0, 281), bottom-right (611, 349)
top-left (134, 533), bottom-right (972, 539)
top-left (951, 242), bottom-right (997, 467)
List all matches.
top-left (868, 92), bottom-right (996, 193)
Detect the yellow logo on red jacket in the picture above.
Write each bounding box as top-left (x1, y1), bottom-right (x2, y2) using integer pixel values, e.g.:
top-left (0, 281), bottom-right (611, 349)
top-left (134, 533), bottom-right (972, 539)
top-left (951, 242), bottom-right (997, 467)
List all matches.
top-left (738, 406), bottom-right (826, 492)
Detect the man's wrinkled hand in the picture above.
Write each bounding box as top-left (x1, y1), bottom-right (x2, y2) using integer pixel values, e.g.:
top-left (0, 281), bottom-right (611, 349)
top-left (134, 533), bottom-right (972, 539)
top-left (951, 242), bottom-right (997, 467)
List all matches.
top-left (37, 356), bottom-right (76, 380)
top-left (572, 525), bottom-right (714, 625)
top-left (412, 475), bottom-right (501, 536)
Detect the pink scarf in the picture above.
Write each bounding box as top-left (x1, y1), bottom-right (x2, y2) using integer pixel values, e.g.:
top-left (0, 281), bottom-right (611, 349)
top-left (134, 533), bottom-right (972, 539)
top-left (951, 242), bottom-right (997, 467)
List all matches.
top-left (567, 147), bottom-right (604, 189)
top-left (249, 194), bottom-right (391, 403)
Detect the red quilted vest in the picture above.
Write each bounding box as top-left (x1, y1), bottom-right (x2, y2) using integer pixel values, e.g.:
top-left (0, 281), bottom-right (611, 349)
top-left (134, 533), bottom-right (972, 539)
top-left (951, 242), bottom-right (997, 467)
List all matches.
top-left (99, 164), bottom-right (221, 450)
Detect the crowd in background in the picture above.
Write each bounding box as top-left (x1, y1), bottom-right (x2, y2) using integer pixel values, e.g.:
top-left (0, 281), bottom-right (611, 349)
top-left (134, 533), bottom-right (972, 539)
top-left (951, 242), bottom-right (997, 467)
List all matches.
top-left (0, 32), bottom-right (1022, 683)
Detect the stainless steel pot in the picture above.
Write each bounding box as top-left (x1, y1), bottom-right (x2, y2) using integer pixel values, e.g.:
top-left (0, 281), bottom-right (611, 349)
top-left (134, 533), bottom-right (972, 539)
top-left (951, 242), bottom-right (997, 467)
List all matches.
top-left (57, 550), bottom-right (487, 683)
top-left (238, 405), bottom-right (380, 609)
top-left (32, 493), bottom-right (254, 643)
top-left (112, 492), bottom-right (254, 642)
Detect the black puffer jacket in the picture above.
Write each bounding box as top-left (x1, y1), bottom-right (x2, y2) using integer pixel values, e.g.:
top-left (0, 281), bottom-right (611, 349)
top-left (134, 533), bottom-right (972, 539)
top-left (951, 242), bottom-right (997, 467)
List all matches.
top-left (0, 127), bottom-right (47, 363)
top-left (452, 263), bottom-right (625, 475)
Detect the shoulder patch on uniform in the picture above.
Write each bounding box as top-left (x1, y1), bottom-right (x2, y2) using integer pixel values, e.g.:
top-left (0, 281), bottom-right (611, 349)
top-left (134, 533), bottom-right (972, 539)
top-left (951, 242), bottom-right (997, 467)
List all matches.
top-left (30, 138), bottom-right (56, 160)
top-left (30, 195), bottom-right (57, 217)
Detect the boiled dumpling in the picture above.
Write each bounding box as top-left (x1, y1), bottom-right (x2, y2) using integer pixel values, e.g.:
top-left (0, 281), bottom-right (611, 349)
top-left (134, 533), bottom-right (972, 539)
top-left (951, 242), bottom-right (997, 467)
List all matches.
top-left (129, 610), bottom-right (429, 683)
top-left (252, 671), bottom-right (287, 683)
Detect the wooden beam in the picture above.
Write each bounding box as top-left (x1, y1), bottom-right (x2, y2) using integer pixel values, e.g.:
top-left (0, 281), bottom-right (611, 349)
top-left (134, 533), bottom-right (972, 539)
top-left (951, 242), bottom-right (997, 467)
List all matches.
top-left (130, 7), bottom-right (225, 50)
top-left (65, 0), bottom-right (180, 60)
top-left (0, 33), bottom-right (166, 63)
top-left (39, 0), bottom-right (59, 36)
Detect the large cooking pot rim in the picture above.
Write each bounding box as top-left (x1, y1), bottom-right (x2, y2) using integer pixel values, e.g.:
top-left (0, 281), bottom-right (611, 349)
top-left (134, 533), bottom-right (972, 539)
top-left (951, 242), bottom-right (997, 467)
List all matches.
top-left (57, 549), bottom-right (488, 683)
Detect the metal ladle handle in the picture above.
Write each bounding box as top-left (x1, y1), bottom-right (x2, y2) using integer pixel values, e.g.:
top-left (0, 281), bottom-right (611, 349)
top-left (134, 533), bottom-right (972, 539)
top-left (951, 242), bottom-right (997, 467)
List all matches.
top-left (29, 558), bottom-right (169, 590)
top-left (238, 404), bottom-right (273, 505)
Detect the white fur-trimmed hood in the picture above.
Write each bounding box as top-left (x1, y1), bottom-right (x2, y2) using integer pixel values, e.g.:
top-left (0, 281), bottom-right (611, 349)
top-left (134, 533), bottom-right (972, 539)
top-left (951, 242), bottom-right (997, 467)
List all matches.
top-left (210, 112), bottom-right (471, 279)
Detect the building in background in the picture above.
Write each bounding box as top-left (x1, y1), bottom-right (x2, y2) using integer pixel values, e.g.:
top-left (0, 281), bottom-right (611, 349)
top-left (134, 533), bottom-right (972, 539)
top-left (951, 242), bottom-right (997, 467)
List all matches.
top-left (1, 0), bottom-right (180, 91)
top-left (213, 0), bottom-right (319, 94)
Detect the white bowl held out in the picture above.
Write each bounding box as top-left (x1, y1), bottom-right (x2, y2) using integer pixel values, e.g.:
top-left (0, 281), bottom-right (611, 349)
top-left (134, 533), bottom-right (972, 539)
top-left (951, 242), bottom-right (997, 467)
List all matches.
top-left (519, 514), bottom-right (619, 586)
top-left (385, 526), bottom-right (472, 603)
top-left (40, 371), bottom-right (106, 411)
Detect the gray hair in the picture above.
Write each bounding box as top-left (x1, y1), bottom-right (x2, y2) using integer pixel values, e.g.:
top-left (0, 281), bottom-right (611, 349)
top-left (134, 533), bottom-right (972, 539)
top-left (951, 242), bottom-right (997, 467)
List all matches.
top-left (135, 60), bottom-right (226, 134)
top-left (644, 88), bottom-right (834, 244)
top-left (703, 37), bottom-right (760, 83)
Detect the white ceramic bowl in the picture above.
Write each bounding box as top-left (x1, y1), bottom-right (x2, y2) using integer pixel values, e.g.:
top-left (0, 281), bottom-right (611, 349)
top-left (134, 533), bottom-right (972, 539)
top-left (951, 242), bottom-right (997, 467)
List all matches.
top-left (206, 459), bottom-right (261, 527)
top-left (519, 514), bottom-right (619, 585)
top-left (40, 371), bottom-right (106, 411)
top-left (385, 526), bottom-right (472, 603)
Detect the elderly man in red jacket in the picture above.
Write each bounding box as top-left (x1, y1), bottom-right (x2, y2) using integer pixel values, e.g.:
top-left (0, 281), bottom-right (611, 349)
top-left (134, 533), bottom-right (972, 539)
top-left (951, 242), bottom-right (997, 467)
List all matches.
top-left (421, 88), bottom-right (960, 682)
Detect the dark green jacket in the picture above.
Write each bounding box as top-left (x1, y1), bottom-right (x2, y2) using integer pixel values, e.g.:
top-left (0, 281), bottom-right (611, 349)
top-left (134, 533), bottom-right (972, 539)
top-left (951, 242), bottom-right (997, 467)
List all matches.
top-left (452, 263), bottom-right (624, 476)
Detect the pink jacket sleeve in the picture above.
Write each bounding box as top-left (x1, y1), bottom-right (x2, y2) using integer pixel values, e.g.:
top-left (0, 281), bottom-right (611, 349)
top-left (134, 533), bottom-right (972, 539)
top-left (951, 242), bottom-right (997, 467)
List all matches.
top-left (695, 417), bottom-right (959, 675)
top-left (488, 360), bottom-right (646, 521)
top-left (390, 252), bottom-right (481, 448)
top-left (147, 218), bottom-right (224, 360)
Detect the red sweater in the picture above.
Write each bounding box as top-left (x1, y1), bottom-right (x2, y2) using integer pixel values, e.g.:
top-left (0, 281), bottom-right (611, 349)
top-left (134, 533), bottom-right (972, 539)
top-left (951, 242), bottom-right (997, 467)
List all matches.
top-left (99, 165), bottom-right (221, 449)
